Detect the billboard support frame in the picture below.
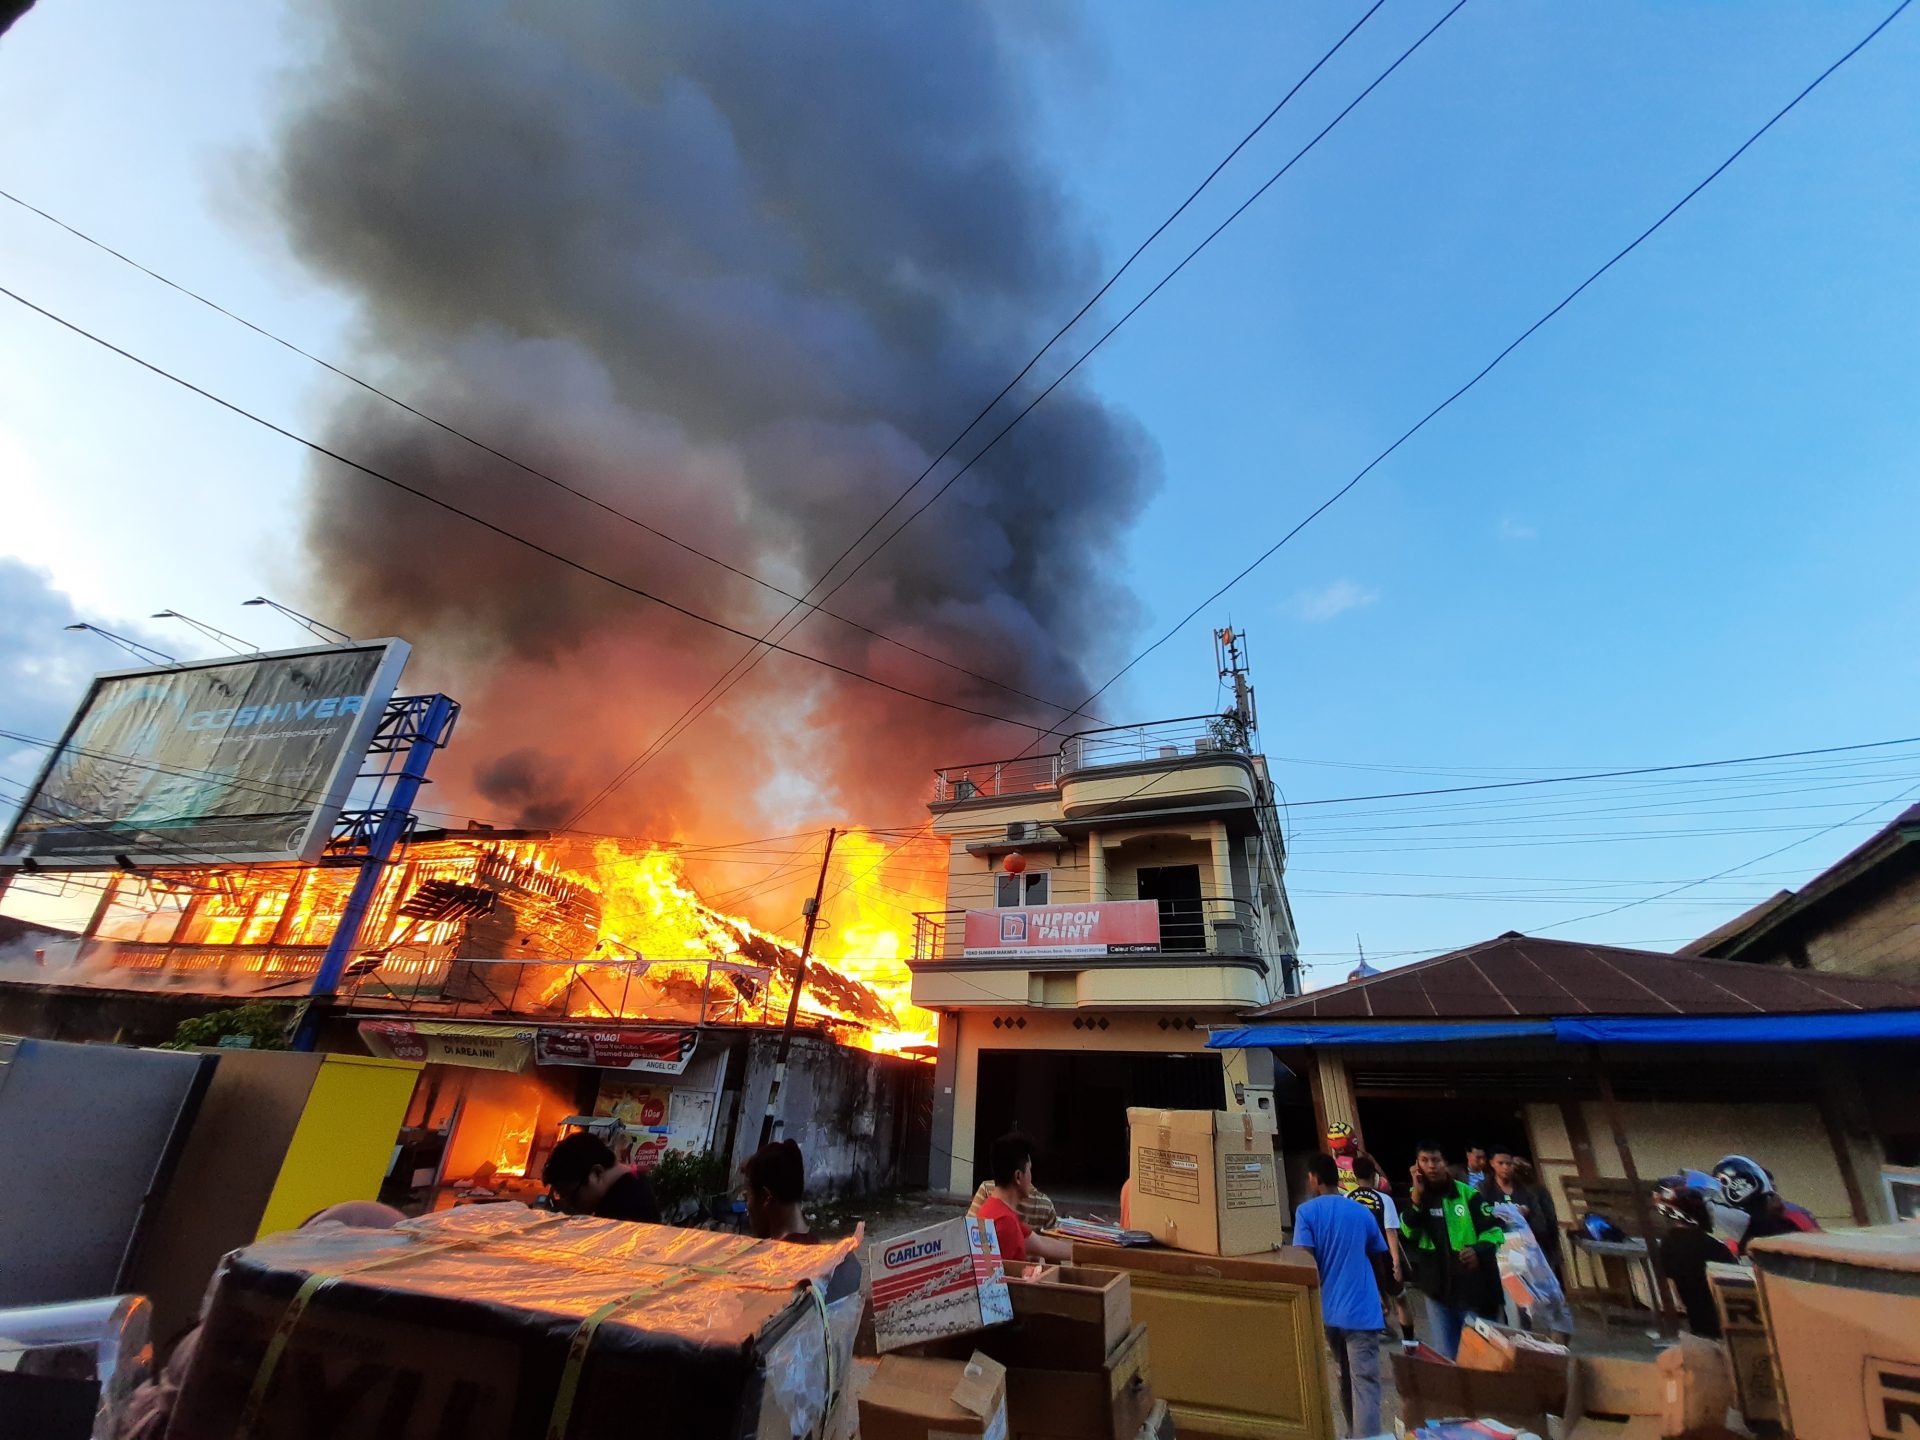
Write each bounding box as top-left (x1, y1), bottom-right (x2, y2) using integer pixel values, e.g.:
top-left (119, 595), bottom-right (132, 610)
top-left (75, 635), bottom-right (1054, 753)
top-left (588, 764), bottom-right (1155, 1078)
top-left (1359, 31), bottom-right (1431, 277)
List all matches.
top-left (294, 691), bottom-right (459, 1050)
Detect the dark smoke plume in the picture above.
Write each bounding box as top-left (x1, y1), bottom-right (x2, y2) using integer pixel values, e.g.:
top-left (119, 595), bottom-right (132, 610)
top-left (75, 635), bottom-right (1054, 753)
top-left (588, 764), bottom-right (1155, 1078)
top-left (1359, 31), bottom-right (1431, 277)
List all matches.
top-left (268, 0), bottom-right (1156, 859)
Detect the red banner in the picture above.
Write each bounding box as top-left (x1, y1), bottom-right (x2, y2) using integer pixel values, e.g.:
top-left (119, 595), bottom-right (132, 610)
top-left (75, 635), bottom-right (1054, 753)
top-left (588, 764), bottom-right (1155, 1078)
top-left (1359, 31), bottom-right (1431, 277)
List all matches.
top-left (962, 900), bottom-right (1161, 959)
top-left (534, 1027), bottom-right (697, 1073)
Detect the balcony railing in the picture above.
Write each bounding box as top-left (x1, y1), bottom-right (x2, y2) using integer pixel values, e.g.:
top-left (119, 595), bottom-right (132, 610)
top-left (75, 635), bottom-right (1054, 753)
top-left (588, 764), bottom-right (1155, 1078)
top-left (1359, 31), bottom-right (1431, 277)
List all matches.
top-left (912, 895), bottom-right (1270, 967)
top-left (932, 715), bottom-right (1248, 803)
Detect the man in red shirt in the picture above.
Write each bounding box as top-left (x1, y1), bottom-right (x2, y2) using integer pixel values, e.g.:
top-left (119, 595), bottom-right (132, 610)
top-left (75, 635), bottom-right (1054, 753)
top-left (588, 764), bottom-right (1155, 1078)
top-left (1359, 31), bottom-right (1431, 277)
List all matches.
top-left (975, 1132), bottom-right (1073, 1264)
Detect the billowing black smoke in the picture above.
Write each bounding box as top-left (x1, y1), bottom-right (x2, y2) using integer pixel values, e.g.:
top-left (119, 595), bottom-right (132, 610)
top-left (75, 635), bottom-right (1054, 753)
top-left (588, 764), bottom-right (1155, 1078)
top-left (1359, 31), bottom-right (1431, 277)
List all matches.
top-left (269, 0), bottom-right (1156, 844)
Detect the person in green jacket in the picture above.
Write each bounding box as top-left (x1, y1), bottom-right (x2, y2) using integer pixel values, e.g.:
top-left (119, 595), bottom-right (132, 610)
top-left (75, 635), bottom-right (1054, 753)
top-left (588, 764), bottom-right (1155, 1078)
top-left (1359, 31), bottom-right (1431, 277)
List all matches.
top-left (1401, 1140), bottom-right (1505, 1358)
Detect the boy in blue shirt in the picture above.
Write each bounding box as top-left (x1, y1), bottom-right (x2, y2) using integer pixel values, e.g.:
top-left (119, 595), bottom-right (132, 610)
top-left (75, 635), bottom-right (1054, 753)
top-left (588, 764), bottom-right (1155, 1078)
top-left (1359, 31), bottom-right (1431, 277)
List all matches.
top-left (1295, 1153), bottom-right (1388, 1438)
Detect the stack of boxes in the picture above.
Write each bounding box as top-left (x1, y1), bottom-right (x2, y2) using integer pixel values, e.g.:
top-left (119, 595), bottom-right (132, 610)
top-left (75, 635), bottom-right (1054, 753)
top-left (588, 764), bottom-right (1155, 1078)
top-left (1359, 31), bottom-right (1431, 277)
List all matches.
top-left (860, 1219), bottom-right (1155, 1440)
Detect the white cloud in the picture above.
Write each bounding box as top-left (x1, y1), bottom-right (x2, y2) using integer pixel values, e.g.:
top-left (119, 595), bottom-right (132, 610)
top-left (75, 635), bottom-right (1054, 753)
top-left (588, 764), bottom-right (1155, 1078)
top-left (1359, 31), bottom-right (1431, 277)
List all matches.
top-left (1499, 517), bottom-right (1539, 541)
top-left (1289, 579), bottom-right (1379, 623)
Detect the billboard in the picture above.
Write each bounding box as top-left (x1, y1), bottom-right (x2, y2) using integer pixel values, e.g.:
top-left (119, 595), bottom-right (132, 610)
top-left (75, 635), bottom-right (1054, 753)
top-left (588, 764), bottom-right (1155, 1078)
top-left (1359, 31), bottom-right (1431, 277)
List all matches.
top-left (962, 899), bottom-right (1162, 959)
top-left (534, 1027), bottom-right (698, 1073)
top-left (1, 639), bottom-right (409, 869)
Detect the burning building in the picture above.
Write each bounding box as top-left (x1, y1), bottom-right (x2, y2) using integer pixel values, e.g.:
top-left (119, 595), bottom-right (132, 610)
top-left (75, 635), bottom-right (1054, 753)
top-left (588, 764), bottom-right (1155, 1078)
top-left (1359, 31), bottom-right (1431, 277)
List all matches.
top-left (0, 823), bottom-right (940, 1202)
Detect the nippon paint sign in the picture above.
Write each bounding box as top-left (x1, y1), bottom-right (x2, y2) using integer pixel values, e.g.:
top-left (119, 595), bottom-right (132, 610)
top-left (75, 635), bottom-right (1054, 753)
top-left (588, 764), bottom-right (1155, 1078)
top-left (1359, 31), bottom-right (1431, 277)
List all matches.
top-left (961, 900), bottom-right (1161, 959)
top-left (1, 640), bottom-right (409, 868)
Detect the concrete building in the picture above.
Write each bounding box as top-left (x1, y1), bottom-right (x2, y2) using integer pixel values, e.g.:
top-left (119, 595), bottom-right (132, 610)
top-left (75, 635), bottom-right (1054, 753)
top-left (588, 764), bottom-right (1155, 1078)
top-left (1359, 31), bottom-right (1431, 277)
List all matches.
top-left (911, 715), bottom-right (1299, 1195)
top-left (1682, 803), bottom-right (1920, 981)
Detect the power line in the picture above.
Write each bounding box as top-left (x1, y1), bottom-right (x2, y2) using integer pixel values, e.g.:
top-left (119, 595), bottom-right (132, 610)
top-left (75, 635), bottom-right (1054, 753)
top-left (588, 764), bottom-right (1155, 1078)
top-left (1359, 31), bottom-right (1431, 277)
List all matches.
top-left (0, 282), bottom-right (1062, 736)
top-left (559, 1), bottom-right (1421, 825)
top-left (1041, 0), bottom-right (1915, 735)
top-left (0, 191), bottom-right (1124, 729)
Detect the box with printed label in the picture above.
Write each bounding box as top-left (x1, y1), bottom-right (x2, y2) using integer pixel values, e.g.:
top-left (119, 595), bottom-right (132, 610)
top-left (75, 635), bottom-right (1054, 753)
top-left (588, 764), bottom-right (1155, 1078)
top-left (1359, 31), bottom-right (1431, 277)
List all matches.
top-left (1750, 1222), bottom-right (1920, 1440)
top-left (1705, 1262), bottom-right (1779, 1428)
top-left (1124, 1108), bottom-right (1282, 1256)
top-left (869, 1216), bottom-right (1014, 1354)
top-left (858, 1353), bottom-right (1009, 1440)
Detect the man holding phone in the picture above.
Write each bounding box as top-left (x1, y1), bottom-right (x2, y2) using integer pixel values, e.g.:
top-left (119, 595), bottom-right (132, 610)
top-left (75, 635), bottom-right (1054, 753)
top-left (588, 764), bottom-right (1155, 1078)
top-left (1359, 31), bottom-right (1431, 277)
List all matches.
top-left (1401, 1140), bottom-right (1504, 1358)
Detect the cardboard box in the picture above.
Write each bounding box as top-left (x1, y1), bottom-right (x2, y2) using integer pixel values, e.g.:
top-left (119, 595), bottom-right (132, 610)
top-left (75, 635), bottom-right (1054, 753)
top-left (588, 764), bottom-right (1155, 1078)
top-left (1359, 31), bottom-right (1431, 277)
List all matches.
top-left (870, 1216), bottom-right (1013, 1354)
top-left (1391, 1346), bottom-right (1568, 1434)
top-left (168, 1205), bottom-right (862, 1439)
top-left (1005, 1323), bottom-right (1152, 1440)
top-left (1749, 1221), bottom-right (1920, 1440)
top-left (1704, 1262), bottom-right (1779, 1429)
top-left (1656, 1334), bottom-right (1736, 1436)
top-left (1456, 1315), bottom-right (1570, 1380)
top-left (859, 1353), bottom-right (1008, 1440)
top-left (1123, 1109), bottom-right (1282, 1256)
top-left (980, 1266), bottom-right (1132, 1372)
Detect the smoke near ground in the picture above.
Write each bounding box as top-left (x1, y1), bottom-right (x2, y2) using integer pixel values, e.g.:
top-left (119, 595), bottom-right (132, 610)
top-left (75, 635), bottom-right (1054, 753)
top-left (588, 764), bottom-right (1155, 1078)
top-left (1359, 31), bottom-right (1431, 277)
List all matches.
top-left (266, 0), bottom-right (1156, 850)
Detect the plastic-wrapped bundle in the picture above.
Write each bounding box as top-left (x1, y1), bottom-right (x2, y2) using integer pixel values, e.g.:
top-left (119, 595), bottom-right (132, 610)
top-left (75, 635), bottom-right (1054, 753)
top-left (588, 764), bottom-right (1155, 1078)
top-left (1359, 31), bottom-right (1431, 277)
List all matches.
top-left (165, 1204), bottom-right (861, 1440)
top-left (1490, 1201), bottom-right (1573, 1337)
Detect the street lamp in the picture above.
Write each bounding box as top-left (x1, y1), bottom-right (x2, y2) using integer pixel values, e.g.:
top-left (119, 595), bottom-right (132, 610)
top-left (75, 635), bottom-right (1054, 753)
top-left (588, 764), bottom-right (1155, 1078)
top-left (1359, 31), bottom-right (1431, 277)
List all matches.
top-left (151, 610), bottom-right (259, 655)
top-left (240, 597), bottom-right (353, 644)
top-left (62, 622), bottom-right (176, 667)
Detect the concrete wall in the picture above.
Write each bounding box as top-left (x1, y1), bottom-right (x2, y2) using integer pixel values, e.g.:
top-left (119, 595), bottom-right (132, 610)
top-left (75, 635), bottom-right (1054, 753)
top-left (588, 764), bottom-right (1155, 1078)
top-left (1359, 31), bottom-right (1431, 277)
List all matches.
top-left (721, 1032), bottom-right (930, 1199)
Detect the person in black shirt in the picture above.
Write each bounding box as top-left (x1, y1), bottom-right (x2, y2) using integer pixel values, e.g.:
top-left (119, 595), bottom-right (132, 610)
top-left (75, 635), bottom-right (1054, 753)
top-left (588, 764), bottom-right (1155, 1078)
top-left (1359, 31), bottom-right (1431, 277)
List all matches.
top-left (1654, 1178), bottom-right (1735, 1336)
top-left (543, 1131), bottom-right (662, 1223)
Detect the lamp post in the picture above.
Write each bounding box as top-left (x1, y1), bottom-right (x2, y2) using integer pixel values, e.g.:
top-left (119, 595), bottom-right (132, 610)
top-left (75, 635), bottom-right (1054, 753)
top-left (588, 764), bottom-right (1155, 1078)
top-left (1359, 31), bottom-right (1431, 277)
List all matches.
top-left (150, 610), bottom-right (258, 655)
top-left (62, 623), bottom-right (175, 667)
top-left (240, 597), bottom-right (353, 644)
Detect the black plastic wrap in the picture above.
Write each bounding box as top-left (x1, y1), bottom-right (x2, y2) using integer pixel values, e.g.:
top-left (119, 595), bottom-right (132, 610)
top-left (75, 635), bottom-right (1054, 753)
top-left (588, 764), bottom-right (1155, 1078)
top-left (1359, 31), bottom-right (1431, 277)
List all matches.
top-left (165, 1204), bottom-right (861, 1440)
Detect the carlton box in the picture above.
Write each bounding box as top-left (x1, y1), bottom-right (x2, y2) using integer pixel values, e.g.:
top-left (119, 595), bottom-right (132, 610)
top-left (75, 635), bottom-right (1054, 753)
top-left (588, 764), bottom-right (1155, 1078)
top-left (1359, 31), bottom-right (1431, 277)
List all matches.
top-left (868, 1216), bottom-right (1013, 1354)
top-left (1125, 1109), bottom-right (1283, 1256)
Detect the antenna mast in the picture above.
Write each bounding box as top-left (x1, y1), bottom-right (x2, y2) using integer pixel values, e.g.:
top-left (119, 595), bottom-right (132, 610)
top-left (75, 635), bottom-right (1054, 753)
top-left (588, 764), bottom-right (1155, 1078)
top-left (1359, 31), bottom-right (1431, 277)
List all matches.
top-left (1213, 626), bottom-right (1257, 750)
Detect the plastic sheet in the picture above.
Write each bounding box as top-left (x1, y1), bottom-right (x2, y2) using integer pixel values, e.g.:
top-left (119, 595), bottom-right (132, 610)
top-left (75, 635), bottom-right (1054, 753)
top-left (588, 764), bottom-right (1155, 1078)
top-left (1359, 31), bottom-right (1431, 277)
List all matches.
top-left (166, 1204), bottom-right (862, 1439)
top-left (1490, 1202), bottom-right (1573, 1337)
top-left (0, 1293), bottom-right (151, 1440)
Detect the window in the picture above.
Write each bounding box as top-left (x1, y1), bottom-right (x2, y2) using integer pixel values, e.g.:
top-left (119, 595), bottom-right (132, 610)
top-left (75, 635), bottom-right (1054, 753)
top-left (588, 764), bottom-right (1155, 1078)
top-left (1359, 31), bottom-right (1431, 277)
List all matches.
top-left (995, 870), bottom-right (1051, 907)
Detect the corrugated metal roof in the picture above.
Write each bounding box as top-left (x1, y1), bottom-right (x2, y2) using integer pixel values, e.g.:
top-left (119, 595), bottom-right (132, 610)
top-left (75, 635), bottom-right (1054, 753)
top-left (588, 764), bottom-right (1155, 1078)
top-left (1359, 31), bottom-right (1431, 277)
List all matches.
top-left (1244, 930), bottom-right (1920, 1020)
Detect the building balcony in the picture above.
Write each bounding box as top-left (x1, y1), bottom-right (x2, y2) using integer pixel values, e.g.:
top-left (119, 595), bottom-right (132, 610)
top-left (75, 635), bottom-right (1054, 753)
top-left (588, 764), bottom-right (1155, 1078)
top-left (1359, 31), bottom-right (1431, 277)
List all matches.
top-left (932, 716), bottom-right (1258, 820)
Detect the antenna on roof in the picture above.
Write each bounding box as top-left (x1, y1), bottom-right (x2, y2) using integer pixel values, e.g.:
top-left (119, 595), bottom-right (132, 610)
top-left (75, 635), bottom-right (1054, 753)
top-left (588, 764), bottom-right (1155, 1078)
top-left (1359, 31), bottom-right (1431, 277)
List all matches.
top-left (1214, 625), bottom-right (1257, 751)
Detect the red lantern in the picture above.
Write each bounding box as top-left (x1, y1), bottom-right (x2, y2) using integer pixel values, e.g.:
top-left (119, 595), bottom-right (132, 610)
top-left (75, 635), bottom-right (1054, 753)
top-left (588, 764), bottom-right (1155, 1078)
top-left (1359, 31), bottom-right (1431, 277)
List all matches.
top-left (1002, 852), bottom-right (1027, 875)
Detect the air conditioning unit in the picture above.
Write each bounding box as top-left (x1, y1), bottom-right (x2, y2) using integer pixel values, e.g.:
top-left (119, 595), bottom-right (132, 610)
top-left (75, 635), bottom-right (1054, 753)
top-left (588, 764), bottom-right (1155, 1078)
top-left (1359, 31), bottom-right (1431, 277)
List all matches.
top-left (1006, 821), bottom-right (1039, 843)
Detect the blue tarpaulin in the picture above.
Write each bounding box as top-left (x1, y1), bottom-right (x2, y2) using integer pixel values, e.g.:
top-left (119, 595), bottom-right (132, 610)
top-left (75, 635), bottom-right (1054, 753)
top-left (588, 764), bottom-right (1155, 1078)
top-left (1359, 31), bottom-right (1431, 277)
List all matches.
top-left (1551, 1010), bottom-right (1920, 1044)
top-left (1207, 1010), bottom-right (1920, 1049)
top-left (1206, 1021), bottom-right (1554, 1049)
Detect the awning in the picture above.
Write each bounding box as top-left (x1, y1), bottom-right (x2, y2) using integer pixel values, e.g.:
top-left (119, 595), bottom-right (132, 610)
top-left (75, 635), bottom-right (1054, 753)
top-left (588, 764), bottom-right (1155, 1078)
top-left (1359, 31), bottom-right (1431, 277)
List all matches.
top-left (1208, 1022), bottom-right (1554, 1049)
top-left (1552, 1010), bottom-right (1920, 1044)
top-left (358, 1020), bottom-right (534, 1071)
top-left (1208, 1009), bottom-right (1920, 1050)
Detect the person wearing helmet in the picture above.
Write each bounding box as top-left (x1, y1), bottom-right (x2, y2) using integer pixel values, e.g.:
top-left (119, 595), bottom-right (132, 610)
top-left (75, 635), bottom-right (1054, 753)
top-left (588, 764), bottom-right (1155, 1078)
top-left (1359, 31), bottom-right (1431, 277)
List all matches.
top-left (1712, 1155), bottom-right (1818, 1255)
top-left (1326, 1121), bottom-right (1363, 1195)
top-left (1654, 1176), bottom-right (1736, 1336)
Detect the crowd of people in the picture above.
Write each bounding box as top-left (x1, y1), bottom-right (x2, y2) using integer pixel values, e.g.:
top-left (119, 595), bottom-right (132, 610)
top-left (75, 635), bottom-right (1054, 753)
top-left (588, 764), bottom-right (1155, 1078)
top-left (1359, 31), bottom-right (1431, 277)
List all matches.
top-left (1297, 1126), bottom-right (1821, 1439)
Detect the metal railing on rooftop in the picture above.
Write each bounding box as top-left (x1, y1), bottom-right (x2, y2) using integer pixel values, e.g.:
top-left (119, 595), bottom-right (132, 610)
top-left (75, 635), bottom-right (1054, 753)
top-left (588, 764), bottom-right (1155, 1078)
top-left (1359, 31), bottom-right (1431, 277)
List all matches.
top-left (931, 715), bottom-right (1249, 803)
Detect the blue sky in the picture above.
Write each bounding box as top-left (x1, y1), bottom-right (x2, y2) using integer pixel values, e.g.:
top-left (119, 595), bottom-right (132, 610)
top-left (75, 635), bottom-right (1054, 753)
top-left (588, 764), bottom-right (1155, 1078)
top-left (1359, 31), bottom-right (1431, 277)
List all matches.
top-left (2, 1), bottom-right (1916, 971)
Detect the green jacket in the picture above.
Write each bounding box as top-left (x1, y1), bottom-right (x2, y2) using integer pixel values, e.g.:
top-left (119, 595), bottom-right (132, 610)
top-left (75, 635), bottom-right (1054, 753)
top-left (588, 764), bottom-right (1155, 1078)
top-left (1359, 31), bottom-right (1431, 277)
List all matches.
top-left (1401, 1178), bottom-right (1505, 1314)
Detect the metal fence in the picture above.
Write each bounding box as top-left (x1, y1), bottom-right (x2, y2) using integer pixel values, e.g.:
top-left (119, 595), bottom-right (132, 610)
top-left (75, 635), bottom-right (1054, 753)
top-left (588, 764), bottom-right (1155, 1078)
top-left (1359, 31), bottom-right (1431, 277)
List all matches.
top-left (912, 895), bottom-right (1269, 965)
top-left (932, 715), bottom-right (1247, 802)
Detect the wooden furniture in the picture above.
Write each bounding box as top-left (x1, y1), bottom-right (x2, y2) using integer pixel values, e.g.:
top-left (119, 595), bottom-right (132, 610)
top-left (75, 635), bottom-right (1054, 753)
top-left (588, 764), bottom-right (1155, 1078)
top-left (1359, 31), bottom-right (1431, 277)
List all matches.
top-left (1071, 1242), bottom-right (1337, 1440)
top-left (1558, 1177), bottom-right (1671, 1330)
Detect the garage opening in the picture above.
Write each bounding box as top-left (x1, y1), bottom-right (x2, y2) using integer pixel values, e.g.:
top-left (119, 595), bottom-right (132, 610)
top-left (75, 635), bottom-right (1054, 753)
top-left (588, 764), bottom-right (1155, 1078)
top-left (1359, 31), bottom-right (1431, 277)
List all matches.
top-left (971, 1048), bottom-right (1225, 1198)
top-left (1354, 1095), bottom-right (1532, 1186)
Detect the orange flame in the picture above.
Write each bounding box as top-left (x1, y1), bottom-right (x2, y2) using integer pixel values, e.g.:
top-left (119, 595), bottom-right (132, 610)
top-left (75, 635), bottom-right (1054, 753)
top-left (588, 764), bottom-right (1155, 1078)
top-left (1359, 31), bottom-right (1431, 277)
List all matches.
top-left (491, 1110), bottom-right (536, 1177)
top-left (546, 829), bottom-right (944, 1057)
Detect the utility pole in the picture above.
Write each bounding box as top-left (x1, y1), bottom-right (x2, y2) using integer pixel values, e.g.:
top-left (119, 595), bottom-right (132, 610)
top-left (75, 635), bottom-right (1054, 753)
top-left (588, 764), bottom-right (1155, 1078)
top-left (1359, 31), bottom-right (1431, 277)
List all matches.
top-left (758, 827), bottom-right (837, 1149)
